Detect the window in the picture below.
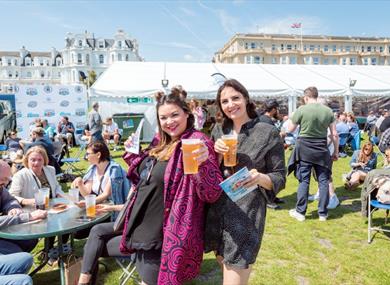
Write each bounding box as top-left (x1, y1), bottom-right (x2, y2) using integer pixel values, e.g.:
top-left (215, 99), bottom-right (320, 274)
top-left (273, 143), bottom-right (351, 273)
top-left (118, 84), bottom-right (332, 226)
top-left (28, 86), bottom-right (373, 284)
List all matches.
top-left (290, 56), bottom-right (297, 64)
top-left (40, 71), bottom-right (45, 78)
top-left (99, 54), bottom-right (104, 64)
top-left (71, 54), bottom-right (74, 63)
top-left (78, 40), bottom-right (82, 47)
top-left (303, 45), bottom-right (307, 51)
top-left (111, 54), bottom-right (114, 62)
top-left (99, 41), bottom-right (104, 48)
top-left (250, 42), bottom-right (256, 49)
top-left (271, 44), bottom-right (276, 51)
top-left (367, 46), bottom-right (372, 52)
top-left (380, 46), bottom-right (384, 52)
top-left (126, 54), bottom-right (129, 61)
top-left (373, 46), bottom-right (377, 52)
top-left (371, 58), bottom-right (377, 65)
top-left (304, 57), bottom-right (310, 64)
top-left (271, 57), bottom-right (277, 64)
top-left (294, 44), bottom-right (297, 50)
top-left (323, 58), bottom-right (329, 65)
top-left (254, 56), bottom-right (260, 64)
top-left (350, 58), bottom-right (356, 65)
top-left (118, 54), bottom-right (122, 61)
top-left (339, 45), bottom-right (343, 52)
top-left (245, 56), bottom-right (251, 64)
top-left (26, 71), bottom-right (32, 78)
top-left (15, 71), bottom-right (18, 78)
top-left (56, 58), bottom-right (62, 66)
top-left (313, 57), bottom-right (319, 65)
top-left (281, 56), bottom-right (286, 64)
top-left (345, 46), bottom-right (351, 52)
top-left (287, 44), bottom-right (292, 50)
top-left (332, 45), bottom-right (337, 52)
top-left (77, 53), bottom-right (82, 64)
top-left (342, 58), bottom-right (346, 65)
top-left (118, 41), bottom-right (122, 48)
top-left (86, 54), bottom-right (90, 65)
top-left (332, 58), bottom-right (338, 65)
top-left (361, 46), bottom-right (365, 52)
top-left (324, 45), bottom-right (329, 52)
top-left (7, 59), bottom-right (11, 66)
top-left (309, 45), bottom-right (314, 51)
top-left (14, 59), bottom-right (17, 66)
top-left (363, 58), bottom-right (368, 65)
top-left (245, 42), bottom-right (249, 49)
top-left (280, 44), bottom-right (284, 51)
top-left (8, 71), bottom-right (12, 78)
top-left (317, 45), bottom-right (321, 51)
top-left (40, 60), bottom-right (44, 66)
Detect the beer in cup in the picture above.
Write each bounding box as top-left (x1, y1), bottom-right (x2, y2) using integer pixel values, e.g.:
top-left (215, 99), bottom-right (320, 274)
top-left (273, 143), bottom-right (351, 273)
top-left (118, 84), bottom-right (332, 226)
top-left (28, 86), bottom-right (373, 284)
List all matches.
top-left (34, 192), bottom-right (45, 210)
top-left (85, 195), bottom-right (96, 217)
top-left (182, 139), bottom-right (201, 174)
top-left (39, 188), bottom-right (50, 209)
top-left (222, 134), bottom-right (238, 167)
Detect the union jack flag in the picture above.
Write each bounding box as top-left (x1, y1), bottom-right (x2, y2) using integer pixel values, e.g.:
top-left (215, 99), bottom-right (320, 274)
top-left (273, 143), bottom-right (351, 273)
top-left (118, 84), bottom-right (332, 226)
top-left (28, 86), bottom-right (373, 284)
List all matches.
top-left (291, 22), bottom-right (301, 28)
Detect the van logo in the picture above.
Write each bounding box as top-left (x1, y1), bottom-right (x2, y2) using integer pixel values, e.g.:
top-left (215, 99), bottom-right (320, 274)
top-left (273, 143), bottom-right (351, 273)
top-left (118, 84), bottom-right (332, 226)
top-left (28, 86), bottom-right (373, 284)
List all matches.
top-left (60, 100), bottom-right (70, 107)
top-left (44, 109), bottom-right (55, 117)
top-left (44, 85), bottom-right (52, 93)
top-left (75, 86), bottom-right (83, 93)
top-left (27, 101), bottom-right (38, 108)
top-left (59, 88), bottom-right (69, 96)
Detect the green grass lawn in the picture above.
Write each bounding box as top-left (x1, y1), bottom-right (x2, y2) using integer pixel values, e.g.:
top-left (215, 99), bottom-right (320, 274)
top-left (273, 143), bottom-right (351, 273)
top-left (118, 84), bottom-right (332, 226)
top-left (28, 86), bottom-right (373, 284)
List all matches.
top-left (32, 140), bottom-right (390, 285)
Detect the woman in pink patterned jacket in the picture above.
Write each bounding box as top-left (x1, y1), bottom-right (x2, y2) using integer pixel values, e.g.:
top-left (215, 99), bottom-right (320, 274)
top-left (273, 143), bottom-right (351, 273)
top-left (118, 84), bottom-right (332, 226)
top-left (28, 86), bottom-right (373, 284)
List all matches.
top-left (119, 91), bottom-right (222, 285)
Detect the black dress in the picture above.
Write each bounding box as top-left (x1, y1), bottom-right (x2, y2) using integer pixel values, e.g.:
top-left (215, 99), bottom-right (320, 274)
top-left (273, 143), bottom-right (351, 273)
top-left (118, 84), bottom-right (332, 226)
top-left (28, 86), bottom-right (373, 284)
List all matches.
top-left (204, 117), bottom-right (286, 268)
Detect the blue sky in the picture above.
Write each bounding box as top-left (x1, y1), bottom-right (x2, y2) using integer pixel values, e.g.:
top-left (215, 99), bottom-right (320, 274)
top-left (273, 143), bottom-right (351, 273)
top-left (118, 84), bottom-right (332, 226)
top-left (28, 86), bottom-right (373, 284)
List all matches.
top-left (1, 1), bottom-right (390, 62)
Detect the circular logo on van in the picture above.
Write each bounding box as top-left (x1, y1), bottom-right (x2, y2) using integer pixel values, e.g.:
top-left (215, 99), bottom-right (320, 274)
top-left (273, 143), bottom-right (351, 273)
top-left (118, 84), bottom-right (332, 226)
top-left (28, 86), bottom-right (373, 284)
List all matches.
top-left (59, 88), bottom-right (69, 96)
top-left (44, 85), bottom-right (52, 93)
top-left (75, 86), bottom-right (83, 93)
top-left (60, 100), bottom-right (70, 107)
top-left (27, 101), bottom-right (38, 108)
top-left (26, 88), bottom-right (38, 96)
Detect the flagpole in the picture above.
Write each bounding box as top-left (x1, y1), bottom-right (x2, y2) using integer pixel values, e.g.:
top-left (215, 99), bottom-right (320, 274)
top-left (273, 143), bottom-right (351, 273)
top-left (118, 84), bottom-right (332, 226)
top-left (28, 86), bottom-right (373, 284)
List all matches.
top-left (300, 24), bottom-right (303, 51)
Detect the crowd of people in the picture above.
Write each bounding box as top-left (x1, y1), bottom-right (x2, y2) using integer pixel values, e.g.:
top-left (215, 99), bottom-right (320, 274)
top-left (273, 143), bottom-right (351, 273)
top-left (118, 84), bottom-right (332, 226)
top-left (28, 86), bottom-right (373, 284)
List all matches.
top-left (1, 80), bottom-right (390, 285)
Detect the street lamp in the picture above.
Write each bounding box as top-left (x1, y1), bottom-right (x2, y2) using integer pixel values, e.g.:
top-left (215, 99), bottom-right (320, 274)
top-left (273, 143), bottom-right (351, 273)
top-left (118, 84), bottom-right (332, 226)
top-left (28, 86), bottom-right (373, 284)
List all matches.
top-left (349, 79), bottom-right (357, 87)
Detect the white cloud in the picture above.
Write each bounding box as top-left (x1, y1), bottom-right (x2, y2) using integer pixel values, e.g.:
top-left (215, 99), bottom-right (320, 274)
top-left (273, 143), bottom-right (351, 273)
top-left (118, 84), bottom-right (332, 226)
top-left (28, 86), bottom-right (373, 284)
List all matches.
top-left (248, 16), bottom-right (326, 35)
top-left (179, 7), bottom-right (196, 17)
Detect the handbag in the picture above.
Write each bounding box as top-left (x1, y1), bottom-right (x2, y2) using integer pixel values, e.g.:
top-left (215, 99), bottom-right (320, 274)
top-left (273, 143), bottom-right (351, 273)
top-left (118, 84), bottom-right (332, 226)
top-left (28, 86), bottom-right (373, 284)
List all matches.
top-left (113, 186), bottom-right (137, 232)
top-left (64, 254), bottom-right (82, 285)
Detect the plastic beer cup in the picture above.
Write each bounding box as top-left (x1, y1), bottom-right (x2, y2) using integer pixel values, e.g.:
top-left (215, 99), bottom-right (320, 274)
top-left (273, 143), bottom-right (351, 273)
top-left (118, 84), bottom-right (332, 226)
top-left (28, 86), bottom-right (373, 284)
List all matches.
top-left (85, 195), bottom-right (96, 217)
top-left (34, 192), bottom-right (45, 210)
top-left (69, 188), bottom-right (79, 203)
top-left (39, 188), bottom-right (50, 209)
top-left (182, 139), bottom-right (201, 174)
top-left (222, 134), bottom-right (238, 167)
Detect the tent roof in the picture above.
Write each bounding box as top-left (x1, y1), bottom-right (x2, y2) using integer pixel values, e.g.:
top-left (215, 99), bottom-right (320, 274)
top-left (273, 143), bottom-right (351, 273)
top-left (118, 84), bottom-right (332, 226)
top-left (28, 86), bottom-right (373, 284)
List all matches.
top-left (90, 62), bottom-right (390, 99)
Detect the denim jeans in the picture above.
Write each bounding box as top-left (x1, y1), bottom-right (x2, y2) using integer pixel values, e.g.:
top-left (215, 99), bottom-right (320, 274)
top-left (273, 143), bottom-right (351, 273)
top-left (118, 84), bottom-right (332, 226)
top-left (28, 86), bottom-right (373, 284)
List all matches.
top-left (0, 252), bottom-right (33, 285)
top-left (296, 161), bottom-right (330, 217)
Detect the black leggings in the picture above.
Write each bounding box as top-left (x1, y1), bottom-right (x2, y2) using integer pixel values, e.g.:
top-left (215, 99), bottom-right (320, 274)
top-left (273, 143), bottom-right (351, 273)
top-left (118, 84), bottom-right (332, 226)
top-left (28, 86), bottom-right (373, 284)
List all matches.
top-left (81, 222), bottom-right (161, 285)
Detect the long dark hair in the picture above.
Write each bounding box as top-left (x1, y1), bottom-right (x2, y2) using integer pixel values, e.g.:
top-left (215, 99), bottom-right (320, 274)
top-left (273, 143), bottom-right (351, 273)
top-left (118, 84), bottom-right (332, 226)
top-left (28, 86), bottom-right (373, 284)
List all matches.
top-left (216, 79), bottom-right (257, 132)
top-left (149, 90), bottom-right (195, 160)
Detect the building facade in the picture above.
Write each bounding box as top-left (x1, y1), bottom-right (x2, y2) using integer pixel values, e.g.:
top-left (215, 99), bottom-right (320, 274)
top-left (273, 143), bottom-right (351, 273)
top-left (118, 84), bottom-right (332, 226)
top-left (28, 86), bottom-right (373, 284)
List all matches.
top-left (0, 29), bottom-right (142, 93)
top-left (214, 33), bottom-right (390, 66)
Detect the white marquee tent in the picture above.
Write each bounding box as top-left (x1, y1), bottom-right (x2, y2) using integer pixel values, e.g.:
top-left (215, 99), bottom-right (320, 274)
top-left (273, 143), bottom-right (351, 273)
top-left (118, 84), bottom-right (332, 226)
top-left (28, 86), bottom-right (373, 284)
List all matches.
top-left (90, 62), bottom-right (390, 141)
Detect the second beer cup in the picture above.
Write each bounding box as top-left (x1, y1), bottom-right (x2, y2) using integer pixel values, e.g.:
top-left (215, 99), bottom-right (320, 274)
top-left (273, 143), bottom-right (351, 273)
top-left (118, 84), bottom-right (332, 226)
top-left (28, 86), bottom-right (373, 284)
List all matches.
top-left (182, 139), bottom-right (201, 174)
top-left (39, 188), bottom-right (50, 209)
top-left (85, 195), bottom-right (96, 217)
top-left (222, 134), bottom-right (238, 167)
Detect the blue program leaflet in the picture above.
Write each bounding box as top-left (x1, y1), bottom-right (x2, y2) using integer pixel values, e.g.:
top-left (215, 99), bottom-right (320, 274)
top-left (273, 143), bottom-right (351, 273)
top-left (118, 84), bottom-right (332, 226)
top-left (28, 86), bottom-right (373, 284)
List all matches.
top-left (219, 167), bottom-right (258, 202)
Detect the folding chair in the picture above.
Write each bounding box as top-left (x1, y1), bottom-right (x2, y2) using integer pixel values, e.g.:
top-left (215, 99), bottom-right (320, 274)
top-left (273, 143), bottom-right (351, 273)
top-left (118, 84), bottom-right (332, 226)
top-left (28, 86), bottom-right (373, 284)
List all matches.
top-left (351, 130), bottom-right (361, 151)
top-left (114, 255), bottom-right (141, 285)
top-left (368, 195), bottom-right (390, 243)
top-left (61, 140), bottom-right (87, 174)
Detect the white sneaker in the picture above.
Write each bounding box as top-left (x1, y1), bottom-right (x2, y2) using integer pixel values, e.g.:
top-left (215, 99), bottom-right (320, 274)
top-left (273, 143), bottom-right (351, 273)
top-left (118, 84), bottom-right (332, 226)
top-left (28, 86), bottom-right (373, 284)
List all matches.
top-left (327, 194), bottom-right (340, 209)
top-left (319, 215), bottom-right (328, 221)
top-left (308, 192), bottom-right (320, 201)
top-left (289, 209), bottom-right (305, 222)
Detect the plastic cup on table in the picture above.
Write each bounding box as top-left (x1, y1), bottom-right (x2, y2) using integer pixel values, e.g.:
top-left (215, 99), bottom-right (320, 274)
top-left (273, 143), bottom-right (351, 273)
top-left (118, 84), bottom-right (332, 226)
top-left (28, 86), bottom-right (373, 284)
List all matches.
top-left (39, 188), bottom-right (50, 209)
top-left (85, 195), bottom-right (96, 217)
top-left (181, 139), bottom-right (201, 174)
top-left (34, 192), bottom-right (45, 210)
top-left (68, 188), bottom-right (79, 203)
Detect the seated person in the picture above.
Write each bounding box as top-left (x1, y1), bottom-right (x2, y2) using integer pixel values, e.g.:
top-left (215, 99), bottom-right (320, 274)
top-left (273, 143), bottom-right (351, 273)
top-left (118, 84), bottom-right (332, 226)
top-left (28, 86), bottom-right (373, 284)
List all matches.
top-left (56, 116), bottom-right (75, 147)
top-left (103, 117), bottom-right (121, 150)
top-left (8, 146), bottom-right (65, 206)
top-left (347, 112), bottom-right (359, 141)
top-left (81, 125), bottom-right (92, 144)
top-left (0, 160), bottom-right (47, 255)
top-left (378, 127), bottom-right (390, 153)
top-left (345, 142), bottom-right (377, 190)
top-left (42, 119), bottom-right (55, 141)
top-left (0, 252), bottom-right (34, 285)
top-left (71, 142), bottom-right (129, 219)
top-left (22, 127), bottom-right (61, 174)
top-left (5, 131), bottom-right (22, 153)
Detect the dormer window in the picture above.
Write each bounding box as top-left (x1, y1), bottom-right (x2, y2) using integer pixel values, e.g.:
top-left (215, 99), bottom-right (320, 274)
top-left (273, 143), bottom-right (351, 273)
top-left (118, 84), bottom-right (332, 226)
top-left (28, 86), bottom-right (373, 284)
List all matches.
top-left (118, 41), bottom-right (122, 48)
top-left (99, 41), bottom-right (104, 48)
top-left (78, 40), bottom-right (83, 47)
top-left (99, 54), bottom-right (104, 64)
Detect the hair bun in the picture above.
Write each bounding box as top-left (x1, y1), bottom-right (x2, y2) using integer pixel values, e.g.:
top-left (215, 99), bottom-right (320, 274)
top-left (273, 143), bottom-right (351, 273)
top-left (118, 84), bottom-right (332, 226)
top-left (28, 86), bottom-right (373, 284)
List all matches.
top-left (154, 91), bottom-right (165, 101)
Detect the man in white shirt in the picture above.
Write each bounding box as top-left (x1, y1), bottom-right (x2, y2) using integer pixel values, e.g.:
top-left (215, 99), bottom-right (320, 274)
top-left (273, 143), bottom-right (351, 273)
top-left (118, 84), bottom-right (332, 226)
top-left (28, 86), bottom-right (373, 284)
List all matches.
top-left (103, 117), bottom-right (121, 150)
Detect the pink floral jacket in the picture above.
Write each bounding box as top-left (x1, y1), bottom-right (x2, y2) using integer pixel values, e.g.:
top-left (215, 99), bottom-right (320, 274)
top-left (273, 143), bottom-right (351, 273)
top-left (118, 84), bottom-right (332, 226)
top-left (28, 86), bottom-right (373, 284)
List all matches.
top-left (121, 129), bottom-right (222, 284)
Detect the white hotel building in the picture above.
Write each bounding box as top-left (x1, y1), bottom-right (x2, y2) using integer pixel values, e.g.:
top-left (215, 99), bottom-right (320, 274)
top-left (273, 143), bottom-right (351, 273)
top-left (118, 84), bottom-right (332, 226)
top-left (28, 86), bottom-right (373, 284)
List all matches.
top-left (0, 29), bottom-right (142, 93)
